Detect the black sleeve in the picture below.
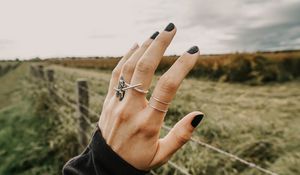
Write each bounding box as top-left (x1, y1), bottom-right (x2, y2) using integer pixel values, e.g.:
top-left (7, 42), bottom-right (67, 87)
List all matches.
top-left (62, 127), bottom-right (149, 175)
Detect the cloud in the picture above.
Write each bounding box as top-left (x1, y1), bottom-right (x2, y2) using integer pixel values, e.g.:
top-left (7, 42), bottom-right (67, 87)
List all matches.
top-left (225, 0), bottom-right (300, 51)
top-left (0, 0), bottom-right (299, 59)
top-left (0, 39), bottom-right (14, 50)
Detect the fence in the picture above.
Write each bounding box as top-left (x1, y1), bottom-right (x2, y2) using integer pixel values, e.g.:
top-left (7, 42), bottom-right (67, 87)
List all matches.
top-left (29, 65), bottom-right (279, 175)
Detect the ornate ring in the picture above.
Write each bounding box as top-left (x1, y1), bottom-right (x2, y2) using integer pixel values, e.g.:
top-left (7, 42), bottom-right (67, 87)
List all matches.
top-left (114, 76), bottom-right (142, 101)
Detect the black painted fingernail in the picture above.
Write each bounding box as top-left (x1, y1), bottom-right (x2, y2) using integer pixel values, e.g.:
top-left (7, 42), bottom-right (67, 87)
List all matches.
top-left (187, 46), bottom-right (199, 54)
top-left (150, 31), bottom-right (159, 39)
top-left (164, 23), bottom-right (175, 32)
top-left (191, 114), bottom-right (203, 128)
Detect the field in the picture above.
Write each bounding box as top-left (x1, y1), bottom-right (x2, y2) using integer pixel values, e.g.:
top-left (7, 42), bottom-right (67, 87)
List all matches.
top-left (1, 52), bottom-right (300, 175)
top-left (47, 50), bottom-right (300, 84)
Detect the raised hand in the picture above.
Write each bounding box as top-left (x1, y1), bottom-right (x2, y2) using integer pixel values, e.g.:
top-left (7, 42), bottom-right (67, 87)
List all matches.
top-left (98, 23), bottom-right (204, 171)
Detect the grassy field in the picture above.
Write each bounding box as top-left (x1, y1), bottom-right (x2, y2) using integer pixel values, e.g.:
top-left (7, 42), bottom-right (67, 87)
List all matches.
top-left (49, 64), bottom-right (300, 174)
top-left (47, 50), bottom-right (300, 84)
top-left (1, 61), bottom-right (300, 175)
top-left (0, 64), bottom-right (78, 174)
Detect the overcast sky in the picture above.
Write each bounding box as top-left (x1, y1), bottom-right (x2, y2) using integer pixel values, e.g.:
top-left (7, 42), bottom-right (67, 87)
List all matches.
top-left (0, 0), bottom-right (299, 60)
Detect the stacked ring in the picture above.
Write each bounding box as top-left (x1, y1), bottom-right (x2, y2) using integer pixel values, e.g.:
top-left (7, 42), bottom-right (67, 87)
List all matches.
top-left (148, 96), bottom-right (170, 113)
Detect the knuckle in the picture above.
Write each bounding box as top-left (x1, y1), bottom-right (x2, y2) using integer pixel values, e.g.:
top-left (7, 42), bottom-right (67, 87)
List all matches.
top-left (171, 130), bottom-right (190, 145)
top-left (138, 122), bottom-right (157, 137)
top-left (141, 41), bottom-right (151, 49)
top-left (114, 106), bottom-right (130, 123)
top-left (112, 67), bottom-right (121, 77)
top-left (122, 62), bottom-right (135, 75)
top-left (159, 75), bottom-right (178, 92)
top-left (155, 36), bottom-right (169, 47)
top-left (136, 60), bottom-right (154, 74)
top-left (178, 58), bottom-right (194, 71)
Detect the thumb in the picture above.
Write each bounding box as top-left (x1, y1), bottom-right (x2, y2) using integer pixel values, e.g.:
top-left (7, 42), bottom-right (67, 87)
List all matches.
top-left (150, 111), bottom-right (204, 167)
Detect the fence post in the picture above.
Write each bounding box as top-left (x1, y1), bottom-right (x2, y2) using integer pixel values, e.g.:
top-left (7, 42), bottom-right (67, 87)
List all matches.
top-left (76, 79), bottom-right (89, 146)
top-left (38, 65), bottom-right (44, 79)
top-left (46, 69), bottom-right (55, 96)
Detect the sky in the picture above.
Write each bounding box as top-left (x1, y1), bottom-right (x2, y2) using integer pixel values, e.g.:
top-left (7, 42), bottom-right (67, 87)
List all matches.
top-left (0, 0), bottom-right (300, 60)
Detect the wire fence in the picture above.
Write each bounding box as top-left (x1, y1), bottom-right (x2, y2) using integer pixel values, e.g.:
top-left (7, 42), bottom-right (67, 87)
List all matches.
top-left (29, 65), bottom-right (279, 175)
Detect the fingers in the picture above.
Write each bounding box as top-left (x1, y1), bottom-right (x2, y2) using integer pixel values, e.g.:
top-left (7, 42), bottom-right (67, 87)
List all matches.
top-left (129, 23), bottom-right (177, 97)
top-left (149, 112), bottom-right (204, 166)
top-left (120, 31), bottom-right (159, 84)
top-left (106, 43), bottom-right (139, 99)
top-left (148, 46), bottom-right (199, 116)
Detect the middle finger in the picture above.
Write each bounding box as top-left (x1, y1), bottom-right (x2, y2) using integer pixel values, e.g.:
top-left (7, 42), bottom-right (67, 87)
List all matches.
top-left (129, 23), bottom-right (177, 97)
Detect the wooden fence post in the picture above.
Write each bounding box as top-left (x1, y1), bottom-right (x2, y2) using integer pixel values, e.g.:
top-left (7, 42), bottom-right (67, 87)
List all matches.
top-left (31, 66), bottom-right (36, 78)
top-left (76, 79), bottom-right (89, 146)
top-left (38, 65), bottom-right (44, 79)
top-left (30, 65), bottom-right (34, 77)
top-left (46, 69), bottom-right (55, 96)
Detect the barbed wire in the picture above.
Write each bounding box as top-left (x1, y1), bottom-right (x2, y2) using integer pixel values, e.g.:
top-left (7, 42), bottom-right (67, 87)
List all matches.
top-left (55, 78), bottom-right (75, 89)
top-left (78, 85), bottom-right (103, 100)
top-left (161, 125), bottom-right (278, 175)
top-left (168, 161), bottom-right (191, 175)
top-left (51, 87), bottom-right (279, 175)
top-left (53, 90), bottom-right (97, 128)
top-left (32, 66), bottom-right (279, 175)
top-left (54, 90), bottom-right (77, 110)
top-left (150, 170), bottom-right (158, 175)
top-left (55, 77), bottom-right (104, 102)
top-left (78, 103), bottom-right (99, 118)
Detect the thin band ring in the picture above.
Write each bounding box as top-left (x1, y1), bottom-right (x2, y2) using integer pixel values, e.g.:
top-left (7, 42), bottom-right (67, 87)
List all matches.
top-left (133, 87), bottom-right (149, 94)
top-left (151, 96), bottom-right (171, 105)
top-left (148, 102), bottom-right (168, 113)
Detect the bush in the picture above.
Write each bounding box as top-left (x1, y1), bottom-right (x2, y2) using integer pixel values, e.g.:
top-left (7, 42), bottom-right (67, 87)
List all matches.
top-left (47, 51), bottom-right (300, 84)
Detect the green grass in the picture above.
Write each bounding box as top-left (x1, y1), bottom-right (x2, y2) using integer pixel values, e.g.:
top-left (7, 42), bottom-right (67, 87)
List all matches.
top-left (0, 63), bottom-right (78, 175)
top-left (1, 63), bottom-right (300, 175)
top-left (46, 65), bottom-right (300, 175)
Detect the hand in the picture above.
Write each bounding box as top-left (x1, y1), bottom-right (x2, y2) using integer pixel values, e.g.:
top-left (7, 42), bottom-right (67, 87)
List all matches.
top-left (98, 23), bottom-right (204, 171)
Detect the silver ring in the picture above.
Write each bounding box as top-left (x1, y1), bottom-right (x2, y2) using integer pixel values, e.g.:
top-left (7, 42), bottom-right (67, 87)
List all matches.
top-left (133, 87), bottom-right (149, 94)
top-left (148, 102), bottom-right (168, 113)
top-left (114, 76), bottom-right (142, 101)
top-left (151, 96), bottom-right (171, 105)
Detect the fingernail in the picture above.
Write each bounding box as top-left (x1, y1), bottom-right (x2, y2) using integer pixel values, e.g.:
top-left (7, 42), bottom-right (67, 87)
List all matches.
top-left (164, 23), bottom-right (175, 32)
top-left (150, 31), bottom-right (159, 39)
top-left (187, 46), bottom-right (199, 54)
top-left (191, 114), bottom-right (204, 128)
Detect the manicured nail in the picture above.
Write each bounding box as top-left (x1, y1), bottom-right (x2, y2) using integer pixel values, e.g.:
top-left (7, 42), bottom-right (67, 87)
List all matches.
top-left (164, 23), bottom-right (175, 32)
top-left (191, 114), bottom-right (203, 128)
top-left (187, 46), bottom-right (199, 54)
top-left (150, 31), bottom-right (159, 39)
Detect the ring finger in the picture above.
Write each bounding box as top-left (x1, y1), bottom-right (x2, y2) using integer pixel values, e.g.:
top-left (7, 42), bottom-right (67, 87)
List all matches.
top-left (148, 46), bottom-right (199, 120)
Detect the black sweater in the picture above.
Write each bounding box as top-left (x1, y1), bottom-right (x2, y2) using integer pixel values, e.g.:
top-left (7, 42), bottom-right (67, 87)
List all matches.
top-left (62, 128), bottom-right (149, 175)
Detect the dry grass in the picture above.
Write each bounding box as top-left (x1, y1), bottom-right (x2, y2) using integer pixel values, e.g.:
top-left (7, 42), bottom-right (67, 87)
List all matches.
top-left (46, 50), bottom-right (300, 84)
top-left (44, 64), bottom-right (300, 175)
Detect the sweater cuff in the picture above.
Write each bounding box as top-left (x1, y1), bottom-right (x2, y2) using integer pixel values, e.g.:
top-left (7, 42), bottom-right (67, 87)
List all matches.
top-left (90, 127), bottom-right (149, 175)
